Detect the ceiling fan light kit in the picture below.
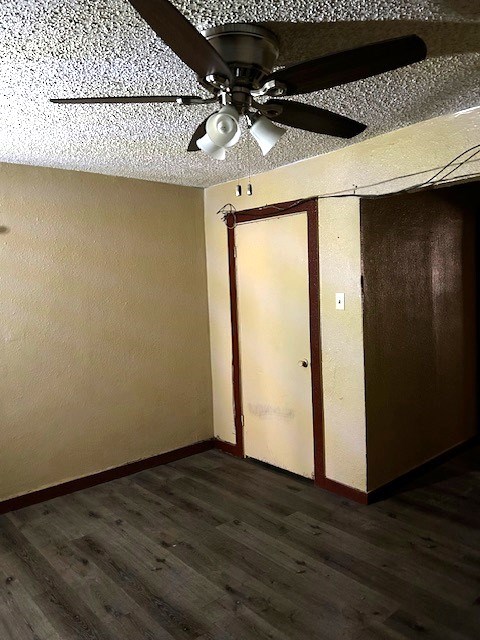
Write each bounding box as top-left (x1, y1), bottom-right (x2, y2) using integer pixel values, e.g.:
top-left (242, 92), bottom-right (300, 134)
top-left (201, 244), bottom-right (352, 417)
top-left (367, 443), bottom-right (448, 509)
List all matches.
top-left (50, 0), bottom-right (427, 162)
top-left (196, 134), bottom-right (227, 160)
top-left (197, 105), bottom-right (286, 159)
top-left (249, 114), bottom-right (286, 156)
top-left (203, 104), bottom-right (241, 147)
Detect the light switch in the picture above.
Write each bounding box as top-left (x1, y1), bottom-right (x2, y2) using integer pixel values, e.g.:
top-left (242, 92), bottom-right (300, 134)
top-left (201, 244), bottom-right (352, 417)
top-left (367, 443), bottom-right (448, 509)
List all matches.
top-left (335, 292), bottom-right (345, 310)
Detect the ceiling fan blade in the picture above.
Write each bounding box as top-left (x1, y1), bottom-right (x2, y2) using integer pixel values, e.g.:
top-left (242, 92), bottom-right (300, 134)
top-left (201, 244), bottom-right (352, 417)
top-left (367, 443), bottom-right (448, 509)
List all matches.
top-left (128, 0), bottom-right (232, 82)
top-left (265, 35), bottom-right (427, 95)
top-left (264, 100), bottom-right (366, 138)
top-left (50, 95), bottom-right (210, 105)
top-left (187, 116), bottom-right (210, 151)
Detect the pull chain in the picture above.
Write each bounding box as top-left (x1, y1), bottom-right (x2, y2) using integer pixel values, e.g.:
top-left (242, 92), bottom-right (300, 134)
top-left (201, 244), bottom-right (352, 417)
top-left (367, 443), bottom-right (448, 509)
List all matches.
top-left (235, 116), bottom-right (253, 198)
top-left (235, 126), bottom-right (242, 196)
top-left (246, 118), bottom-right (253, 196)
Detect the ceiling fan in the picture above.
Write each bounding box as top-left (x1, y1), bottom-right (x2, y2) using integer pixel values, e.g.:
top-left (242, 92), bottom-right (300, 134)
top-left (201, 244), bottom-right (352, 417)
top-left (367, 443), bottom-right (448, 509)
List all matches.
top-left (51, 0), bottom-right (427, 160)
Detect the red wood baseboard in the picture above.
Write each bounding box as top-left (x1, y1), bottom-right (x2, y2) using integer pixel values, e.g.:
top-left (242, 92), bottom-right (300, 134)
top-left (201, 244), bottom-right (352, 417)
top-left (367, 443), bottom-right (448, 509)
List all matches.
top-left (0, 439), bottom-right (214, 516)
top-left (316, 477), bottom-right (369, 505)
top-left (316, 437), bottom-right (479, 505)
top-left (213, 438), bottom-right (243, 457)
top-left (2, 435), bottom-right (475, 515)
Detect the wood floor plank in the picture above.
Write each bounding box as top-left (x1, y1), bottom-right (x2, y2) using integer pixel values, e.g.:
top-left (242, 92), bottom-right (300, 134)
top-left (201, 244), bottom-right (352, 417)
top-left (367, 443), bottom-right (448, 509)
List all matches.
top-left (103, 498), bottom-right (324, 637)
top-left (277, 519), bottom-right (479, 638)
top-left (77, 492), bottom-right (331, 639)
top-left (0, 444), bottom-right (478, 639)
top-left (0, 567), bottom-right (63, 640)
top-left (194, 457), bottom-right (479, 554)
top-left (37, 539), bottom-right (176, 640)
top-left (383, 608), bottom-right (468, 640)
top-left (350, 620), bottom-right (407, 640)
top-left (189, 454), bottom-right (480, 580)
top-left (285, 510), bottom-right (480, 588)
top-left (279, 512), bottom-right (479, 605)
top-left (72, 533), bottom-right (210, 640)
top-left (0, 519), bottom-right (118, 640)
top-left (98, 512), bottom-right (320, 639)
top-left (217, 518), bottom-right (398, 615)
top-left (70, 472), bottom-right (386, 639)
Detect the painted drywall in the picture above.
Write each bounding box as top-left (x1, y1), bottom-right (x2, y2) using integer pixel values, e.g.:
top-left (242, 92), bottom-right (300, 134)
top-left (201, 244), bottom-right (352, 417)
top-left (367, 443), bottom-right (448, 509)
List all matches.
top-left (204, 106), bottom-right (480, 492)
top-left (0, 163), bottom-right (212, 502)
top-left (318, 198), bottom-right (366, 489)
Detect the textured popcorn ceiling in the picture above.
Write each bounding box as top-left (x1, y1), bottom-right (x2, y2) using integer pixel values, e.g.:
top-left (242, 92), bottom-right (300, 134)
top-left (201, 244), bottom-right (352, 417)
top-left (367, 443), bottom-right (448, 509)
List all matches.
top-left (0, 0), bottom-right (479, 187)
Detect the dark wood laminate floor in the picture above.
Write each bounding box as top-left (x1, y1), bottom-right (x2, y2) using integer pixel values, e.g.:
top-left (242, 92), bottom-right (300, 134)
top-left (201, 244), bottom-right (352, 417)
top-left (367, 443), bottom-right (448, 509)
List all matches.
top-left (0, 447), bottom-right (479, 640)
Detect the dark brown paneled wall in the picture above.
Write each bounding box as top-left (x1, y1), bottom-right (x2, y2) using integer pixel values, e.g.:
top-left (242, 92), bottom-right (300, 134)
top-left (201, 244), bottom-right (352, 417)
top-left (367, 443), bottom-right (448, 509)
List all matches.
top-left (361, 184), bottom-right (478, 491)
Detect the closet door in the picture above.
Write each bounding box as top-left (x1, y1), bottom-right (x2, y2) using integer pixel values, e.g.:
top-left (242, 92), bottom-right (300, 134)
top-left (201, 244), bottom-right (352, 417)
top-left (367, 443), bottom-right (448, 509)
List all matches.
top-left (235, 212), bottom-right (314, 478)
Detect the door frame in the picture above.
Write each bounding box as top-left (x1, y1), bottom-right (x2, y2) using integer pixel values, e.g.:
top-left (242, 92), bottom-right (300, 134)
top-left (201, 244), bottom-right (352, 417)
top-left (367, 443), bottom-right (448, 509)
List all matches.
top-left (223, 198), bottom-right (326, 486)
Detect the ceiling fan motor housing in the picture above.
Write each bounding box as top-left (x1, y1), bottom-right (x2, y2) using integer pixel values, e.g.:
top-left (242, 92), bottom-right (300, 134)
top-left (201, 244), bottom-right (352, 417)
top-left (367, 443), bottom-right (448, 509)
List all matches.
top-left (203, 23), bottom-right (280, 111)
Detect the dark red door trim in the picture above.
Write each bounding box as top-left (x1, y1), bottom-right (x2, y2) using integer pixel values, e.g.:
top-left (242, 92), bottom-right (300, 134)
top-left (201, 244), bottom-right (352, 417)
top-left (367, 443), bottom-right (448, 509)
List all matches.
top-left (223, 198), bottom-right (326, 485)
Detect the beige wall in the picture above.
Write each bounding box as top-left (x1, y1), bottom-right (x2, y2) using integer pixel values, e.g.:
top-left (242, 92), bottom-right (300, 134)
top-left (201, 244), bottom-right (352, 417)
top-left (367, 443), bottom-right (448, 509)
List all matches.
top-left (204, 107), bottom-right (480, 492)
top-left (318, 198), bottom-right (366, 488)
top-left (0, 163), bottom-right (212, 502)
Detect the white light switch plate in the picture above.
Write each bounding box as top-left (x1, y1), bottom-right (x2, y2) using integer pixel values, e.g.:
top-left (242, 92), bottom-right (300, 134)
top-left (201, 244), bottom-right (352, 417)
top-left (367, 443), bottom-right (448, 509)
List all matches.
top-left (335, 293), bottom-right (345, 310)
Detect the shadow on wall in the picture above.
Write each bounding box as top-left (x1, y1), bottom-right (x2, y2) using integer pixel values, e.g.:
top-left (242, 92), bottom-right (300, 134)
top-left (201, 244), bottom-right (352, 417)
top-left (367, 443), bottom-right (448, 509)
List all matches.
top-left (262, 21), bottom-right (480, 66)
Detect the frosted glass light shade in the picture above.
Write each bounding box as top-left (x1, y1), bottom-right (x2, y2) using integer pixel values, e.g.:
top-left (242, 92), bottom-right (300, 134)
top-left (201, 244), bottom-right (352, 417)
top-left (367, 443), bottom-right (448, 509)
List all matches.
top-left (250, 116), bottom-right (285, 155)
top-left (206, 105), bottom-right (241, 148)
top-left (196, 134), bottom-right (226, 160)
